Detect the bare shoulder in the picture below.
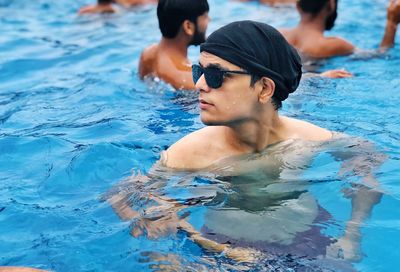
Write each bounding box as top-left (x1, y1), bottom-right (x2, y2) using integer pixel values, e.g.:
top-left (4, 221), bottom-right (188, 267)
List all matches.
top-left (282, 116), bottom-right (333, 141)
top-left (156, 51), bottom-right (194, 90)
top-left (278, 28), bottom-right (294, 43)
top-left (278, 28), bottom-right (290, 36)
top-left (139, 45), bottom-right (194, 90)
top-left (163, 127), bottom-right (225, 169)
top-left (318, 36), bottom-right (355, 58)
top-left (139, 44), bottom-right (158, 78)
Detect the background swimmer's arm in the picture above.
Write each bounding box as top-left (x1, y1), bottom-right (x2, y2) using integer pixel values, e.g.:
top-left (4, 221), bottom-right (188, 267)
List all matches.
top-left (380, 0), bottom-right (400, 49)
top-left (302, 69), bottom-right (353, 79)
top-left (347, 0), bottom-right (400, 59)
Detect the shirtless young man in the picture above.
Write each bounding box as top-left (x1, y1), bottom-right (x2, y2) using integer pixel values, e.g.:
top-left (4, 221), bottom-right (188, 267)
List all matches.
top-left (280, 0), bottom-right (400, 59)
top-left (138, 0), bottom-right (210, 90)
top-left (109, 21), bottom-right (383, 265)
top-left (164, 22), bottom-right (331, 169)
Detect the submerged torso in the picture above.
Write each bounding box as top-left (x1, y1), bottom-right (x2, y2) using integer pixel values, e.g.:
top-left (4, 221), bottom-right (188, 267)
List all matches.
top-left (140, 134), bottom-right (351, 257)
top-left (193, 139), bottom-right (332, 255)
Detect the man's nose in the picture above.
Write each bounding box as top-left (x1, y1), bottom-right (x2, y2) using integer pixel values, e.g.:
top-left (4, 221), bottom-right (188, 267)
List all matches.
top-left (195, 74), bottom-right (211, 92)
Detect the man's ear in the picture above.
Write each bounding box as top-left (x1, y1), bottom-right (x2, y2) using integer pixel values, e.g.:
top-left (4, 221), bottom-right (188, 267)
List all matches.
top-left (182, 19), bottom-right (195, 36)
top-left (328, 0), bottom-right (336, 12)
top-left (296, 1), bottom-right (301, 12)
top-left (258, 77), bottom-right (275, 104)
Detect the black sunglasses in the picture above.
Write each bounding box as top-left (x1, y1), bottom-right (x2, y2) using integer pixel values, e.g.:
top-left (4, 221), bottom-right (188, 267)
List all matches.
top-left (192, 64), bottom-right (250, 89)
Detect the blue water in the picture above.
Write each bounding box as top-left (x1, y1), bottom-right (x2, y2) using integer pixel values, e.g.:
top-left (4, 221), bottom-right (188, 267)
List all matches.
top-left (1, 0), bottom-right (400, 271)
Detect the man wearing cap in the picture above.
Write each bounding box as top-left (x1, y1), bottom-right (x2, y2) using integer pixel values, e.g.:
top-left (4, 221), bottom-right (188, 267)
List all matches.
top-left (163, 20), bottom-right (331, 169)
top-left (109, 21), bottom-right (382, 265)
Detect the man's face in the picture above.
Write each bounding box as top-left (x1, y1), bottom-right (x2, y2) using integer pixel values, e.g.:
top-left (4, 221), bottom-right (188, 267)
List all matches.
top-left (190, 12), bottom-right (210, 46)
top-left (325, 0), bottom-right (338, 30)
top-left (195, 52), bottom-right (260, 126)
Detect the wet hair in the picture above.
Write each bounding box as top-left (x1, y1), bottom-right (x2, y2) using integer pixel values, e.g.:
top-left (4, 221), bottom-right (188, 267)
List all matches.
top-left (98, 0), bottom-right (112, 4)
top-left (250, 75), bottom-right (282, 110)
top-left (298, 0), bottom-right (337, 16)
top-left (157, 0), bottom-right (209, 39)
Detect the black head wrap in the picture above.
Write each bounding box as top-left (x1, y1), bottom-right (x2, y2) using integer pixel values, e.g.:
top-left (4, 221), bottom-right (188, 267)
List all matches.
top-left (200, 20), bottom-right (302, 102)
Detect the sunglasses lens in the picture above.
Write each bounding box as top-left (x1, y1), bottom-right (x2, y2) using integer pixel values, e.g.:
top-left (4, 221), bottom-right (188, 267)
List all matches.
top-left (192, 65), bottom-right (224, 89)
top-left (204, 69), bottom-right (223, 89)
top-left (192, 64), bottom-right (203, 84)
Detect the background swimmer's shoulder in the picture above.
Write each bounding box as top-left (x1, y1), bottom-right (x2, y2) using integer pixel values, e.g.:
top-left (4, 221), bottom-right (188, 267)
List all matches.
top-left (139, 44), bottom-right (159, 78)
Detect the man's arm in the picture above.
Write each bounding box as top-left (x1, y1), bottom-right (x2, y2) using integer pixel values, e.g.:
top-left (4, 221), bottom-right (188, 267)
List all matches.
top-left (380, 0), bottom-right (400, 49)
top-left (302, 69), bottom-right (353, 79)
top-left (327, 138), bottom-right (385, 261)
top-left (327, 180), bottom-right (382, 261)
top-left (323, 0), bottom-right (400, 55)
top-left (105, 171), bottom-right (262, 262)
top-left (350, 0), bottom-right (400, 58)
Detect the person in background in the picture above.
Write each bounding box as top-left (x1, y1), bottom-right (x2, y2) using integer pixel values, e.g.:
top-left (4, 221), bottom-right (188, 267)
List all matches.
top-left (238, 0), bottom-right (352, 78)
top-left (138, 0), bottom-right (210, 90)
top-left (116, 0), bottom-right (157, 7)
top-left (280, 0), bottom-right (400, 58)
top-left (79, 0), bottom-right (116, 14)
top-left (239, 0), bottom-right (297, 5)
top-left (78, 0), bottom-right (157, 15)
top-left (0, 267), bottom-right (48, 272)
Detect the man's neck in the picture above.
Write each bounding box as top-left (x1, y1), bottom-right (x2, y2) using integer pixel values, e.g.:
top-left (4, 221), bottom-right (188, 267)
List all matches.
top-left (224, 110), bottom-right (287, 153)
top-left (159, 36), bottom-right (190, 59)
top-left (298, 13), bottom-right (327, 33)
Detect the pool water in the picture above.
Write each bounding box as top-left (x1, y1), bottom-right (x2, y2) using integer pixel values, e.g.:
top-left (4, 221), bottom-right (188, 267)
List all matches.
top-left (1, 0), bottom-right (399, 271)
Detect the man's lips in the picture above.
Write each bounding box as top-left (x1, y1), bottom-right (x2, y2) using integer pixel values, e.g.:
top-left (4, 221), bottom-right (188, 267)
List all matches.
top-left (199, 99), bottom-right (214, 109)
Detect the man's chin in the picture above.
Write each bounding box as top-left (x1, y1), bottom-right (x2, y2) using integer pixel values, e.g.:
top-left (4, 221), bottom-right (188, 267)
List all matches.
top-left (201, 120), bottom-right (218, 126)
top-left (201, 117), bottom-right (220, 126)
